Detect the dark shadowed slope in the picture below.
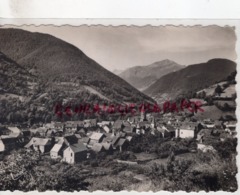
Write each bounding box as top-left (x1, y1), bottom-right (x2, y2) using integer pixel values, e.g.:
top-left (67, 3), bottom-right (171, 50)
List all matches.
top-left (0, 52), bottom-right (35, 95)
top-left (0, 28), bottom-right (153, 103)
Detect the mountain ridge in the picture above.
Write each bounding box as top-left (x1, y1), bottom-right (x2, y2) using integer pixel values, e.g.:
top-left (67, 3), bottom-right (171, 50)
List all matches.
top-left (144, 58), bottom-right (237, 103)
top-left (119, 59), bottom-right (184, 91)
top-left (0, 28), bottom-right (154, 104)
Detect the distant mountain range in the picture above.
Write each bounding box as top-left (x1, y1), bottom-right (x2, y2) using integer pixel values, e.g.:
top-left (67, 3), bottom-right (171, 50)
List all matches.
top-left (144, 59), bottom-right (236, 103)
top-left (119, 60), bottom-right (184, 91)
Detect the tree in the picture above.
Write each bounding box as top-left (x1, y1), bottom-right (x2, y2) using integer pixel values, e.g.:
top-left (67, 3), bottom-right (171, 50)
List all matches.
top-left (215, 85), bottom-right (223, 96)
top-left (199, 91), bottom-right (206, 99)
top-left (205, 96), bottom-right (213, 105)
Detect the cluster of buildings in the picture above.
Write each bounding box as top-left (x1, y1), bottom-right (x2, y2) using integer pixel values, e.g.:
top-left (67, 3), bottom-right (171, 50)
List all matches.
top-left (0, 110), bottom-right (237, 163)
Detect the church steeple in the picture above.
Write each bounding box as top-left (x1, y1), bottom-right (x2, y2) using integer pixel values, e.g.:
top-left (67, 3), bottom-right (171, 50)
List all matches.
top-left (140, 107), bottom-right (146, 122)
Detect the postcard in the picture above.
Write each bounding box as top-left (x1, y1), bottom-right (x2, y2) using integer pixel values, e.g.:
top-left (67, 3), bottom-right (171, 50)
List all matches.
top-left (0, 21), bottom-right (238, 192)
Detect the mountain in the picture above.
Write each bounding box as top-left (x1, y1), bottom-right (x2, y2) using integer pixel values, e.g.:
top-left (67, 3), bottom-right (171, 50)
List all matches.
top-left (119, 60), bottom-right (184, 91)
top-left (0, 28), bottom-right (154, 123)
top-left (144, 59), bottom-right (237, 103)
top-left (112, 69), bottom-right (124, 75)
top-left (0, 28), bottom-right (153, 104)
top-left (0, 52), bottom-right (35, 95)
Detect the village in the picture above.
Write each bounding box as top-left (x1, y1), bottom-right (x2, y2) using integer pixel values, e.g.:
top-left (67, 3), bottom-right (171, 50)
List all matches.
top-left (0, 104), bottom-right (237, 165)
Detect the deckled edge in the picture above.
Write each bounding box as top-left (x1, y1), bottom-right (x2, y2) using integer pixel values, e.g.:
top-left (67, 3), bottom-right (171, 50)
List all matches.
top-left (0, 19), bottom-right (239, 195)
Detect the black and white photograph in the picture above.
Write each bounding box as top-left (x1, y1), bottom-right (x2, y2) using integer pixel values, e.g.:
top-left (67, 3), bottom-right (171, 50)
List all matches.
top-left (0, 25), bottom-right (238, 192)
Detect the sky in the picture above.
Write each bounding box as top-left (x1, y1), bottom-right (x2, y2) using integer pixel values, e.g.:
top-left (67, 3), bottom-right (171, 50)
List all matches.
top-left (3, 25), bottom-right (237, 71)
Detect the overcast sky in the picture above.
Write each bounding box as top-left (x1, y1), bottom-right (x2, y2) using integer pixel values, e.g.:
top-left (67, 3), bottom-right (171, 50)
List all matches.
top-left (3, 25), bottom-right (237, 71)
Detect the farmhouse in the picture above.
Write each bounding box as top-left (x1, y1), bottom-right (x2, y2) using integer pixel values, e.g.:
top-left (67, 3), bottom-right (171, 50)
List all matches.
top-left (63, 142), bottom-right (89, 164)
top-left (175, 123), bottom-right (199, 138)
top-left (50, 144), bottom-right (64, 159)
top-left (25, 137), bottom-right (52, 153)
top-left (88, 132), bottom-right (106, 146)
top-left (50, 137), bottom-right (65, 159)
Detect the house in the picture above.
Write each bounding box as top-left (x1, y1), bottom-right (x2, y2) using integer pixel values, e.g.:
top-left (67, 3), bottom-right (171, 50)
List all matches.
top-left (0, 126), bottom-right (11, 136)
top-left (21, 130), bottom-right (31, 137)
top-left (116, 138), bottom-right (129, 152)
top-left (81, 137), bottom-right (90, 146)
top-left (135, 127), bottom-right (145, 135)
top-left (91, 143), bottom-right (105, 153)
top-left (64, 135), bottom-right (79, 146)
top-left (197, 129), bottom-right (217, 145)
top-left (54, 130), bottom-right (64, 137)
top-left (126, 136), bottom-right (133, 142)
top-left (175, 123), bottom-right (200, 138)
top-left (50, 137), bottom-right (65, 159)
top-left (53, 122), bottom-right (65, 130)
top-left (65, 121), bottom-right (78, 132)
top-left (6, 127), bottom-right (21, 138)
top-left (118, 132), bottom-right (127, 138)
top-left (0, 139), bottom-right (5, 160)
top-left (165, 125), bottom-right (176, 137)
top-left (97, 121), bottom-right (112, 127)
top-left (112, 136), bottom-right (121, 148)
top-left (84, 119), bottom-right (97, 128)
top-left (214, 121), bottom-right (223, 129)
top-left (113, 120), bottom-right (124, 131)
top-left (35, 127), bottom-right (48, 137)
top-left (1, 126), bottom-right (24, 150)
top-left (138, 121), bottom-right (151, 129)
top-left (73, 121), bottom-right (85, 128)
top-left (224, 121), bottom-right (236, 131)
top-left (127, 116), bottom-right (141, 124)
top-left (122, 121), bottom-right (131, 127)
top-left (219, 132), bottom-right (232, 141)
top-left (196, 134), bottom-right (204, 143)
top-left (25, 137), bottom-right (52, 153)
top-left (96, 127), bottom-right (105, 134)
top-left (46, 129), bottom-right (55, 137)
top-left (102, 142), bottom-right (114, 154)
top-left (206, 124), bottom-right (215, 129)
top-left (122, 126), bottom-right (133, 134)
top-left (102, 125), bottom-right (111, 133)
top-left (75, 134), bottom-right (82, 139)
top-left (0, 137), bottom-right (19, 152)
top-left (88, 132), bottom-right (106, 146)
top-left (157, 125), bottom-right (175, 138)
top-left (44, 123), bottom-right (54, 129)
top-left (50, 144), bottom-right (64, 159)
top-left (63, 142), bottom-right (89, 164)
